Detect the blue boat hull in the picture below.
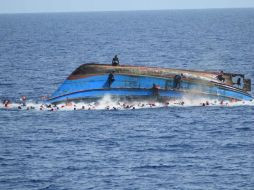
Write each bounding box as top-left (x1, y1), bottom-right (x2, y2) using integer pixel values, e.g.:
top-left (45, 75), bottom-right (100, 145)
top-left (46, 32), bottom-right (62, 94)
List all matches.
top-left (48, 73), bottom-right (253, 104)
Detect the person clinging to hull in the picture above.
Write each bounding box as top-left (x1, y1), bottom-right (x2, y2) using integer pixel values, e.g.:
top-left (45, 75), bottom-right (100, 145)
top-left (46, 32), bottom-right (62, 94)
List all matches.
top-left (107, 72), bottom-right (115, 87)
top-left (112, 55), bottom-right (119, 66)
top-left (152, 84), bottom-right (160, 101)
top-left (173, 73), bottom-right (184, 89)
top-left (217, 71), bottom-right (225, 83)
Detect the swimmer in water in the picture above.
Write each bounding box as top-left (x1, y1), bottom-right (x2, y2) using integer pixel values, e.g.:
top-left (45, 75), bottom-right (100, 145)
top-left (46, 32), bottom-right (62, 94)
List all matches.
top-left (20, 96), bottom-right (27, 106)
top-left (21, 96), bottom-right (26, 101)
top-left (3, 100), bottom-right (11, 108)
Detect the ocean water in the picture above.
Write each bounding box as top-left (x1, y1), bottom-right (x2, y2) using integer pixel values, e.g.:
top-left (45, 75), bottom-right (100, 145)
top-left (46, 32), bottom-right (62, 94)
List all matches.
top-left (0, 9), bottom-right (254, 190)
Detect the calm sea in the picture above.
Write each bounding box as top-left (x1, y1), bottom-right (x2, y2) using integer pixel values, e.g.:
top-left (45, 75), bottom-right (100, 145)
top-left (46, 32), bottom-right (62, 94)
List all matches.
top-left (0, 9), bottom-right (254, 190)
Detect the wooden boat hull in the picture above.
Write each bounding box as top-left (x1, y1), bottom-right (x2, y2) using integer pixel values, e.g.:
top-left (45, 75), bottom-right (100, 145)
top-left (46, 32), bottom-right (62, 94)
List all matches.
top-left (48, 63), bottom-right (253, 104)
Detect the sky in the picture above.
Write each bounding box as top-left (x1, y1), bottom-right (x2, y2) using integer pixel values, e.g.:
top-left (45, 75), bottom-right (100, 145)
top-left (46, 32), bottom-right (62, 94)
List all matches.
top-left (0, 0), bottom-right (254, 13)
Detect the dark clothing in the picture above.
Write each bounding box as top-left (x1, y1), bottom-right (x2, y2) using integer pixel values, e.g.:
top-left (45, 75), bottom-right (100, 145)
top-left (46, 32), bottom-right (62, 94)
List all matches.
top-left (173, 75), bottom-right (182, 89)
top-left (217, 74), bottom-right (225, 82)
top-left (236, 78), bottom-right (241, 86)
top-left (217, 71), bottom-right (225, 83)
top-left (108, 73), bottom-right (115, 87)
top-left (152, 84), bottom-right (160, 96)
top-left (112, 57), bottom-right (119, 66)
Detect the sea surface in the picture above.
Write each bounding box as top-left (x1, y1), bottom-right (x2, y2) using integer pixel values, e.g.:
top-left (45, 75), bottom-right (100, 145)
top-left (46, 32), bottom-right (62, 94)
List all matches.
top-left (0, 9), bottom-right (254, 190)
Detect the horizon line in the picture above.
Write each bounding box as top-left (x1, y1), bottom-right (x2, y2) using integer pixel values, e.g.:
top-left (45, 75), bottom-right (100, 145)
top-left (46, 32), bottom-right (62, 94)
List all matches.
top-left (0, 7), bottom-right (254, 15)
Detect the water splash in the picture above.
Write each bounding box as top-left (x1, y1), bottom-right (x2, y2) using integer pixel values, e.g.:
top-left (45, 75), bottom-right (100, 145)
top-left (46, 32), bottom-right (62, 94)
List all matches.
top-left (0, 95), bottom-right (253, 111)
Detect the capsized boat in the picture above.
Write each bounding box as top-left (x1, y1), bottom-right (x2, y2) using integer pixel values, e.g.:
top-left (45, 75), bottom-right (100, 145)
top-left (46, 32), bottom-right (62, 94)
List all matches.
top-left (48, 63), bottom-right (253, 104)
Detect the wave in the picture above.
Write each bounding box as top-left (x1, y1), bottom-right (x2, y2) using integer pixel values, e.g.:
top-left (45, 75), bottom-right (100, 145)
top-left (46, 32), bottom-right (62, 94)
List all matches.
top-left (0, 95), bottom-right (253, 111)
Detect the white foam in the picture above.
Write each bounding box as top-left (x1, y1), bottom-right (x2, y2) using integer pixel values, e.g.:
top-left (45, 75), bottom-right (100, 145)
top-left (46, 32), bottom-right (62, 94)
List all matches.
top-left (1, 95), bottom-right (253, 111)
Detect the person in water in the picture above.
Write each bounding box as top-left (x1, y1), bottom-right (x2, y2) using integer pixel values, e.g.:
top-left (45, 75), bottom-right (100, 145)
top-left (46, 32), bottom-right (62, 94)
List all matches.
top-left (21, 95), bottom-right (27, 106)
top-left (3, 99), bottom-right (11, 108)
top-left (112, 55), bottom-right (119, 66)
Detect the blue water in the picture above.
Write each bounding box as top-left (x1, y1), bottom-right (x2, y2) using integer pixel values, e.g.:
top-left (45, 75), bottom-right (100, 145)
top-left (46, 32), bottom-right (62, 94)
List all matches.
top-left (0, 9), bottom-right (254, 189)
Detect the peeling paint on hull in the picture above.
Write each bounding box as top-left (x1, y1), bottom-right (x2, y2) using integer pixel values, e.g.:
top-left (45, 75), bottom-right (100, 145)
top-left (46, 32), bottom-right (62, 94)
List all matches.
top-left (48, 63), bottom-right (253, 104)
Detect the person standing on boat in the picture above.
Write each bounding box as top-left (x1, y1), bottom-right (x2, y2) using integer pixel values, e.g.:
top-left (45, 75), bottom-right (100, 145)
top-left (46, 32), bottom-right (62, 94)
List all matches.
top-left (112, 55), bottom-right (119, 66)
